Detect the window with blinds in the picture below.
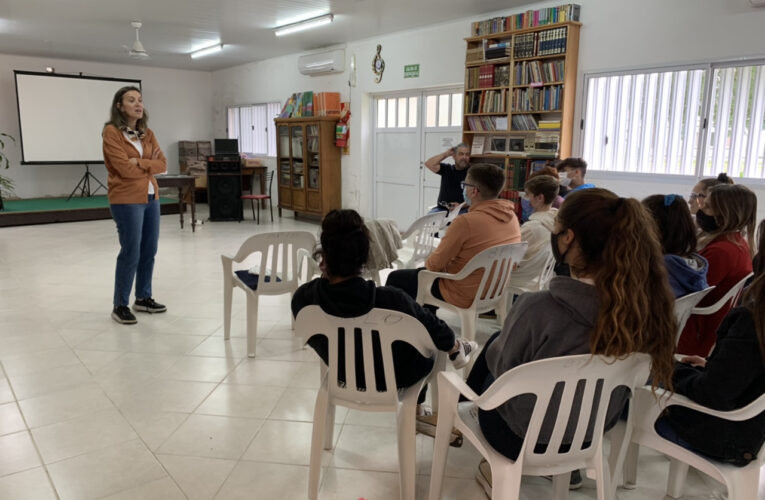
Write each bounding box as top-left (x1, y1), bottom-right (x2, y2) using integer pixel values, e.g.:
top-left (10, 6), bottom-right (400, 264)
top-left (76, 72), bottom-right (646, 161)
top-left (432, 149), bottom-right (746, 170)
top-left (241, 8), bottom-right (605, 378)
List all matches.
top-left (582, 61), bottom-right (765, 180)
top-left (227, 102), bottom-right (281, 156)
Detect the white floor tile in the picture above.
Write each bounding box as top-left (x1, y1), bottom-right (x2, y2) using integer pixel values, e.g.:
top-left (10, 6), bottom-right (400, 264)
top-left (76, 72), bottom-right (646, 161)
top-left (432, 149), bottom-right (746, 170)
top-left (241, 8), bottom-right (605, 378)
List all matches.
top-left (0, 403), bottom-right (26, 437)
top-left (0, 431), bottom-right (41, 477)
top-left (157, 454), bottom-right (237, 500)
top-left (195, 383), bottom-right (285, 419)
top-left (0, 467), bottom-right (57, 500)
top-left (100, 476), bottom-right (187, 500)
top-left (158, 414), bottom-right (264, 459)
top-left (18, 385), bottom-right (113, 428)
top-left (214, 461), bottom-right (309, 500)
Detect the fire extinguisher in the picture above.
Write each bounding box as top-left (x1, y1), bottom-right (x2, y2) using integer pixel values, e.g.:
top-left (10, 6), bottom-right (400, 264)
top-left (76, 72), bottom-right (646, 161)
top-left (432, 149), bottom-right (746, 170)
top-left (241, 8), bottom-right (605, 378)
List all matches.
top-left (335, 109), bottom-right (350, 147)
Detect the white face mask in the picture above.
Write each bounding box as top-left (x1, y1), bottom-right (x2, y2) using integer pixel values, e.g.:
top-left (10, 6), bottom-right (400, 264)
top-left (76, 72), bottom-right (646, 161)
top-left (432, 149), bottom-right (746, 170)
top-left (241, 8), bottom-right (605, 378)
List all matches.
top-left (559, 172), bottom-right (572, 187)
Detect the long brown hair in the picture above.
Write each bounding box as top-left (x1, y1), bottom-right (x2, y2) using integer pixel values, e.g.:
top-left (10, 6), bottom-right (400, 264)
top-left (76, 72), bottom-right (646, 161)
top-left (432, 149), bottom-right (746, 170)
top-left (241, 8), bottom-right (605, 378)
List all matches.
top-left (742, 273), bottom-right (765, 362)
top-left (753, 219), bottom-right (765, 277)
top-left (698, 184), bottom-right (757, 254)
top-left (557, 188), bottom-right (676, 390)
top-left (105, 86), bottom-right (148, 131)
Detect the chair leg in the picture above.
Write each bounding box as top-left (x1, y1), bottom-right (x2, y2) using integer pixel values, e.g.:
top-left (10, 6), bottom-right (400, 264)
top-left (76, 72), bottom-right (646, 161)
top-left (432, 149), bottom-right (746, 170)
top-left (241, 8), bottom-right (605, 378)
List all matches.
top-left (605, 420), bottom-right (630, 493)
top-left (459, 309), bottom-right (477, 343)
top-left (552, 472), bottom-right (570, 500)
top-left (623, 442), bottom-right (639, 488)
top-left (594, 457), bottom-right (611, 500)
top-left (245, 293), bottom-right (259, 358)
top-left (324, 403), bottom-right (335, 450)
top-left (250, 200), bottom-right (256, 221)
top-left (491, 463), bottom-right (523, 500)
top-left (396, 397), bottom-right (418, 500)
top-left (427, 397), bottom-right (456, 500)
top-left (666, 459), bottom-right (689, 499)
top-left (223, 283), bottom-right (233, 341)
top-left (308, 386), bottom-right (329, 500)
top-left (269, 199), bottom-right (274, 221)
top-left (725, 465), bottom-right (760, 500)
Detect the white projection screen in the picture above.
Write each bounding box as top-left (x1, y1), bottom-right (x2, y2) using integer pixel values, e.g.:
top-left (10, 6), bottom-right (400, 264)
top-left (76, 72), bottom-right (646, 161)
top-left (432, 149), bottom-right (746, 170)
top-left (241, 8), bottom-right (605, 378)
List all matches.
top-left (14, 71), bottom-right (141, 164)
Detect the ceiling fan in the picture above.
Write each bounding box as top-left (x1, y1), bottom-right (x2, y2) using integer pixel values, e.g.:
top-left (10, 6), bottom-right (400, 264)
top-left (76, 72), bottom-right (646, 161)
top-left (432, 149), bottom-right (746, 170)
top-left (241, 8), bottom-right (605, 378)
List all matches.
top-left (123, 21), bottom-right (149, 59)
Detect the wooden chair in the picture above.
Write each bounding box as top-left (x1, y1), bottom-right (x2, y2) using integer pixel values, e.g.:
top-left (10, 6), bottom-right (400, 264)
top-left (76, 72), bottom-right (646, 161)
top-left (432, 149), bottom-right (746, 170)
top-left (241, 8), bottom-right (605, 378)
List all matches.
top-left (295, 306), bottom-right (440, 500)
top-left (221, 231), bottom-right (316, 357)
top-left (241, 170), bottom-right (274, 224)
top-left (428, 353), bottom-right (650, 500)
top-left (416, 242), bottom-right (528, 342)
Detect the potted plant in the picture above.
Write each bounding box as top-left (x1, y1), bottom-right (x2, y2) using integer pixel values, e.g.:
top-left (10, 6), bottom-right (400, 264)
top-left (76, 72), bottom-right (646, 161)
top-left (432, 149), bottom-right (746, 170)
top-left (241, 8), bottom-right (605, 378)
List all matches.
top-left (0, 133), bottom-right (16, 210)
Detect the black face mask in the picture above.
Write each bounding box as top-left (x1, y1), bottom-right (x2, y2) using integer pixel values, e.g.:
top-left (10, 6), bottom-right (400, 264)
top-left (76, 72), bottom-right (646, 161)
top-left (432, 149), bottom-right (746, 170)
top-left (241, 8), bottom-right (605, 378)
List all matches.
top-left (696, 209), bottom-right (719, 233)
top-left (550, 230), bottom-right (567, 266)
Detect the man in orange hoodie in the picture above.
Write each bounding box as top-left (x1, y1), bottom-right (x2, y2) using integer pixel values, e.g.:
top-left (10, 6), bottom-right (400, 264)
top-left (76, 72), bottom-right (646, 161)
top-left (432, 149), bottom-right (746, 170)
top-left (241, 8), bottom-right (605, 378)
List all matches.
top-left (386, 163), bottom-right (522, 309)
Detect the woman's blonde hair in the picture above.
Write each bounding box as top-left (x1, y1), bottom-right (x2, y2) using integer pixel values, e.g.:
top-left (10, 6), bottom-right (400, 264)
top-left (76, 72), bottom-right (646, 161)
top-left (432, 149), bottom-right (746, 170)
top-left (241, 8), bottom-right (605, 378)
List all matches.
top-left (557, 188), bottom-right (676, 390)
top-left (698, 184), bottom-right (757, 255)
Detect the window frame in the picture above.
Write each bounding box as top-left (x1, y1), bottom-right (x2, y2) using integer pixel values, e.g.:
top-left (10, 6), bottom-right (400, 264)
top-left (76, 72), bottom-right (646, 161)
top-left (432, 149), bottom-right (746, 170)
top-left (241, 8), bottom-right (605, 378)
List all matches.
top-left (226, 101), bottom-right (281, 157)
top-left (579, 58), bottom-right (765, 184)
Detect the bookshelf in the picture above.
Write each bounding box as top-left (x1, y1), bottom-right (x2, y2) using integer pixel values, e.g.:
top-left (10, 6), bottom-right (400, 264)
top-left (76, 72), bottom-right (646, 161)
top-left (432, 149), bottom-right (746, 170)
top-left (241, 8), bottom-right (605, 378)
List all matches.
top-left (275, 116), bottom-right (341, 217)
top-left (462, 14), bottom-right (580, 211)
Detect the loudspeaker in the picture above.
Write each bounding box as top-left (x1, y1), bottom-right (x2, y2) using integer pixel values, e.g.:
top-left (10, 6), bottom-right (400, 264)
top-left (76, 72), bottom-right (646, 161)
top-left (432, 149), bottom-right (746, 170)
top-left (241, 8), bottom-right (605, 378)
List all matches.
top-left (208, 174), bottom-right (242, 221)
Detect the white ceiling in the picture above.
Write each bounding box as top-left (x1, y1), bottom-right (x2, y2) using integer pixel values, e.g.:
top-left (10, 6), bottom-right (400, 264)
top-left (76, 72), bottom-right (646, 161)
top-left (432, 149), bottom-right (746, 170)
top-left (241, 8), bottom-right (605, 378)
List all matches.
top-left (0, 0), bottom-right (527, 72)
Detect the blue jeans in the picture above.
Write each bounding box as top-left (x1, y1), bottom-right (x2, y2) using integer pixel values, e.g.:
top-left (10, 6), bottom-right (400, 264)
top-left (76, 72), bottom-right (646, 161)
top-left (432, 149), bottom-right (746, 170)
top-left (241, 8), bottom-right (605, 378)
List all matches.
top-left (110, 197), bottom-right (160, 306)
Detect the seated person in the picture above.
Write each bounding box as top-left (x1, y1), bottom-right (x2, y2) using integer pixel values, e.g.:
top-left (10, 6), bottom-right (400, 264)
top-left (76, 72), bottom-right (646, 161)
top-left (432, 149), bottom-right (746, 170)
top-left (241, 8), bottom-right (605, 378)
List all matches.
top-left (386, 163), bottom-right (521, 309)
top-left (689, 172), bottom-right (733, 218)
top-left (753, 219), bottom-right (765, 278)
top-left (557, 157), bottom-right (594, 196)
top-left (642, 194), bottom-right (709, 297)
top-left (679, 184), bottom-right (756, 356)
top-left (465, 189), bottom-right (676, 495)
top-left (291, 210), bottom-right (477, 401)
top-left (511, 174), bottom-right (559, 287)
top-left (656, 271), bottom-right (765, 466)
top-left (425, 143), bottom-right (470, 215)
top-left (520, 166), bottom-right (564, 222)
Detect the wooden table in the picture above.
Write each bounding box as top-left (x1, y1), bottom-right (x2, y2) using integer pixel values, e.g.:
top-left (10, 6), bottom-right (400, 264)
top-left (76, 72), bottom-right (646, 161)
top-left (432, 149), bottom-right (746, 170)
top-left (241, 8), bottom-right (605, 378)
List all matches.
top-left (241, 166), bottom-right (268, 208)
top-left (156, 175), bottom-right (197, 232)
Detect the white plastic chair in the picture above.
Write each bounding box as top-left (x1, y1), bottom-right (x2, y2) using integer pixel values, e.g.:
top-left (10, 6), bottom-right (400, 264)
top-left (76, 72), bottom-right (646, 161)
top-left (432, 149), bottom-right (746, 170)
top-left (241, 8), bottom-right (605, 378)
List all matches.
top-left (394, 211), bottom-right (447, 269)
top-left (690, 272), bottom-right (752, 317)
top-left (428, 353), bottom-right (651, 500)
top-left (498, 248), bottom-right (556, 322)
top-left (416, 242), bottom-right (528, 342)
top-left (623, 387), bottom-right (765, 499)
top-left (222, 231), bottom-right (316, 357)
top-left (294, 306), bottom-right (439, 500)
top-left (673, 286), bottom-right (715, 344)
top-left (296, 247), bottom-right (321, 284)
top-left (438, 202), bottom-right (466, 237)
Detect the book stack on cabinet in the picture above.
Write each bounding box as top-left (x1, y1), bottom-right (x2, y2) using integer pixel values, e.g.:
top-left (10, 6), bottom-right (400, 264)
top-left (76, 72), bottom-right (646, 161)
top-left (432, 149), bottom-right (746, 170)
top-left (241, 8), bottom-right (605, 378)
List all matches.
top-left (275, 116), bottom-right (341, 217)
top-left (463, 4), bottom-right (580, 213)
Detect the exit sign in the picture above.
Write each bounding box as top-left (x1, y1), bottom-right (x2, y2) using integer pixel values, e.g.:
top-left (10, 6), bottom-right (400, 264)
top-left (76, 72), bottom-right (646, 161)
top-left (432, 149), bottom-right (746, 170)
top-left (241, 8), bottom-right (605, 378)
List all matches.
top-left (404, 64), bottom-right (420, 78)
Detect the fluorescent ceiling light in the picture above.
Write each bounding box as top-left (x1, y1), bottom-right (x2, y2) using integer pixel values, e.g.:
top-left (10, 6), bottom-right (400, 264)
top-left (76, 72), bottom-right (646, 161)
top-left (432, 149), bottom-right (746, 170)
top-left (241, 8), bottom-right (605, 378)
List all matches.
top-left (274, 14), bottom-right (333, 37)
top-left (190, 43), bottom-right (223, 59)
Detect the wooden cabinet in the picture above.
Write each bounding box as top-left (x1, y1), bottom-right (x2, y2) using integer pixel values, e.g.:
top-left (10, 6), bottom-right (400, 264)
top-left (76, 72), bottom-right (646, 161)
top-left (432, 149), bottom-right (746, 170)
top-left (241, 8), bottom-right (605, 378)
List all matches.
top-left (275, 116), bottom-right (341, 217)
top-left (462, 21), bottom-right (580, 208)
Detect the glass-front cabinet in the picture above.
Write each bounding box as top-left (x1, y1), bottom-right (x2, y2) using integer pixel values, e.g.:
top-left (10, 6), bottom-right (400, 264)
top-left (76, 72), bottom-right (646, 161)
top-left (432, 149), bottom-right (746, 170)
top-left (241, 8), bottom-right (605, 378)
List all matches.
top-left (275, 116), bottom-right (341, 217)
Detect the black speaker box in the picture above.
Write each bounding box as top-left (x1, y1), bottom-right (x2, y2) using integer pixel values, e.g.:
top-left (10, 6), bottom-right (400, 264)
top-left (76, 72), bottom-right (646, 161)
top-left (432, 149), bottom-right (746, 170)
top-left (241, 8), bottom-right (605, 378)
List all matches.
top-left (208, 174), bottom-right (242, 221)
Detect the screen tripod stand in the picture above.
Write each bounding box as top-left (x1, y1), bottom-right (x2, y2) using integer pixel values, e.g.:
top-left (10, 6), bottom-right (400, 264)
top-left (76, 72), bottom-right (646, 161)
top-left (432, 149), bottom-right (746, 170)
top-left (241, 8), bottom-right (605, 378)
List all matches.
top-left (67, 164), bottom-right (107, 200)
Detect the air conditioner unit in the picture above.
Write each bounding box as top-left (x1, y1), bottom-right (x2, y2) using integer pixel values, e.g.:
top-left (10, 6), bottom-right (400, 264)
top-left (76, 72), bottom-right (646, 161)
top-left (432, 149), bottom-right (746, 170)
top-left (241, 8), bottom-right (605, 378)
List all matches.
top-left (298, 49), bottom-right (345, 76)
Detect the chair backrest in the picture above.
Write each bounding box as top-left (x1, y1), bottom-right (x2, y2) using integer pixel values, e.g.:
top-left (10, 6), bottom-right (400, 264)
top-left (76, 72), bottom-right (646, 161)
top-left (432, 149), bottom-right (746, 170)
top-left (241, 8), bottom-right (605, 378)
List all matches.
top-left (465, 242), bottom-right (528, 310)
top-left (691, 272), bottom-right (753, 316)
top-left (229, 231), bottom-right (317, 293)
top-left (476, 353), bottom-right (650, 469)
top-left (673, 286), bottom-right (715, 344)
top-left (537, 250), bottom-right (557, 291)
top-left (265, 169), bottom-right (274, 195)
top-left (294, 306), bottom-right (438, 409)
top-left (296, 247), bottom-right (321, 283)
top-left (400, 212), bottom-right (446, 265)
top-left (439, 203), bottom-right (465, 233)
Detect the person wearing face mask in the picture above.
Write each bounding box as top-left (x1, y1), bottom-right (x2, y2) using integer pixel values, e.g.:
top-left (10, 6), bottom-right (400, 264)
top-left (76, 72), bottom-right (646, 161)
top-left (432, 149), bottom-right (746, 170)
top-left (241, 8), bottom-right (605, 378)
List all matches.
top-left (386, 163), bottom-right (521, 310)
top-left (425, 143), bottom-right (471, 215)
top-left (511, 175), bottom-right (559, 287)
top-left (678, 184), bottom-right (756, 357)
top-left (462, 188), bottom-right (676, 496)
top-left (688, 172), bottom-right (733, 217)
top-left (103, 86), bottom-right (167, 325)
top-left (556, 157), bottom-right (594, 197)
top-left (520, 167), bottom-right (564, 222)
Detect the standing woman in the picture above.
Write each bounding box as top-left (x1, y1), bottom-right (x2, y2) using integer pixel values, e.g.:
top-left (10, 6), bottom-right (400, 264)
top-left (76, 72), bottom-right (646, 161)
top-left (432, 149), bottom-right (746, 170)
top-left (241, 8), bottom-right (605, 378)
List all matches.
top-left (678, 184), bottom-right (756, 356)
top-left (103, 86), bottom-right (167, 324)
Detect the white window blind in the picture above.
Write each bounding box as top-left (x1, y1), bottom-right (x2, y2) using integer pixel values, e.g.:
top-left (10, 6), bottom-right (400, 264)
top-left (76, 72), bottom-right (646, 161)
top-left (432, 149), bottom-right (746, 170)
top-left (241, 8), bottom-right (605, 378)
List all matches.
top-left (227, 102), bottom-right (281, 156)
top-left (375, 96), bottom-right (419, 129)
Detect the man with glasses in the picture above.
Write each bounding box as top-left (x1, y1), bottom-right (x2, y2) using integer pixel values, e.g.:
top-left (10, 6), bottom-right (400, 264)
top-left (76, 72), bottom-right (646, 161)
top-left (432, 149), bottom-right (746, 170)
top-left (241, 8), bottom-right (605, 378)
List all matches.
top-left (387, 163), bottom-right (521, 310)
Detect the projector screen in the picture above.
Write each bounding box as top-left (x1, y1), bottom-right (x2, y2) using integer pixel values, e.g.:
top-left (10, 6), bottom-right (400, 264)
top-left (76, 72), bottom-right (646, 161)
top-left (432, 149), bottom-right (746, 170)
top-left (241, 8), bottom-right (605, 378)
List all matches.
top-left (14, 71), bottom-right (141, 164)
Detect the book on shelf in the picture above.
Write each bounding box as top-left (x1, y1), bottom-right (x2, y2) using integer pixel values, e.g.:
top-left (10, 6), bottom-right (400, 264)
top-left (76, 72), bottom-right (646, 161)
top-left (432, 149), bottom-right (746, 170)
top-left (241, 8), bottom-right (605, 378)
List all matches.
top-left (470, 4), bottom-right (580, 36)
top-left (512, 27), bottom-right (568, 59)
top-left (534, 132), bottom-right (560, 154)
top-left (471, 136), bottom-right (486, 155)
top-left (511, 85), bottom-right (562, 112)
top-left (493, 65), bottom-right (510, 87)
top-left (514, 60), bottom-right (565, 85)
top-left (538, 120), bottom-right (562, 131)
top-left (465, 90), bottom-right (507, 114)
top-left (511, 114), bottom-right (538, 131)
top-left (484, 40), bottom-right (512, 60)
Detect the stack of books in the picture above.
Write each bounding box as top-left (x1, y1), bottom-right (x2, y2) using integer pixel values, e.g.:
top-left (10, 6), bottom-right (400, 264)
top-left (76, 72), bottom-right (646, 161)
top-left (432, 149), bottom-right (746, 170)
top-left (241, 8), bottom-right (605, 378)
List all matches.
top-left (279, 92), bottom-right (314, 118)
top-left (471, 4), bottom-right (581, 36)
top-left (538, 120), bottom-right (562, 131)
top-left (484, 41), bottom-right (511, 60)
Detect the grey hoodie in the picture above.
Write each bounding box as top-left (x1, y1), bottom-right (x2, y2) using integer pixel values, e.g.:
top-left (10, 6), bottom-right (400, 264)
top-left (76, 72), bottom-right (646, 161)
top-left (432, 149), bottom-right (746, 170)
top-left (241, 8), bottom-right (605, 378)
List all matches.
top-left (485, 276), bottom-right (627, 443)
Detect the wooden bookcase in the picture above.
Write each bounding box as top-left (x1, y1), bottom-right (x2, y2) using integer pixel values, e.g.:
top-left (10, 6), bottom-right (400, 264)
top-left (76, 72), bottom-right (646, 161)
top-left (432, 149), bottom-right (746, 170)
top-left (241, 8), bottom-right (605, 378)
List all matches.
top-left (462, 21), bottom-right (580, 206)
top-left (275, 116), bottom-right (341, 217)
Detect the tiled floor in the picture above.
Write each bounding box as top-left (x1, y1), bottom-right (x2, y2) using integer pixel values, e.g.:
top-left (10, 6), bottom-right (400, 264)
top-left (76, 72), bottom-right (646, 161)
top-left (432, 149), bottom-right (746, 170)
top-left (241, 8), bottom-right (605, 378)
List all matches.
top-left (0, 206), bottom-right (757, 499)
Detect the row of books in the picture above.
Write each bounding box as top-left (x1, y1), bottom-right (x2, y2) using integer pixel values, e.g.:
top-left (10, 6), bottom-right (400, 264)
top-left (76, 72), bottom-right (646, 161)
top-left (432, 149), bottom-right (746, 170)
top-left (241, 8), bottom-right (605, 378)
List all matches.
top-left (484, 41), bottom-right (511, 60)
top-left (511, 85), bottom-right (563, 112)
top-left (514, 27), bottom-right (568, 58)
top-left (279, 91), bottom-right (341, 118)
top-left (471, 4), bottom-right (581, 36)
top-left (465, 89), bottom-right (507, 114)
top-left (467, 64), bottom-right (510, 89)
top-left (514, 60), bottom-right (565, 85)
top-left (538, 119), bottom-right (562, 131)
top-left (511, 114), bottom-right (538, 131)
top-left (466, 116), bottom-right (509, 132)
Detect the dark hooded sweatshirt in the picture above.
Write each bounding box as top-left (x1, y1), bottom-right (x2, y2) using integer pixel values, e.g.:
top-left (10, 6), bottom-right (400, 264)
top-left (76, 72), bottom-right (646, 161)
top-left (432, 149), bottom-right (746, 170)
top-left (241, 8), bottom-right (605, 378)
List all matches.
top-left (291, 277), bottom-right (455, 389)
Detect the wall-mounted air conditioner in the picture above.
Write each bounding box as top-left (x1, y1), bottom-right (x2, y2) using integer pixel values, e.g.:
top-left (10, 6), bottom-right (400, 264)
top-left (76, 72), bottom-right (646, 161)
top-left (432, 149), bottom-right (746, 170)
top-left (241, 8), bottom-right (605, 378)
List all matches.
top-left (298, 49), bottom-right (345, 76)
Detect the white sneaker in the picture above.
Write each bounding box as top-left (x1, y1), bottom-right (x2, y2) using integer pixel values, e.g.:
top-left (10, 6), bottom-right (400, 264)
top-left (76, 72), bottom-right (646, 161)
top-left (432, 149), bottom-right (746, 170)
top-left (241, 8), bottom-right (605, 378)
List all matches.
top-left (449, 339), bottom-right (478, 369)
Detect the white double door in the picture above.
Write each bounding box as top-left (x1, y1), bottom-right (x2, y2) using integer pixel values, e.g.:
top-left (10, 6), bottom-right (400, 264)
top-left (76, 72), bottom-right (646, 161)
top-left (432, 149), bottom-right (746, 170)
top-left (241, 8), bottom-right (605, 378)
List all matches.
top-left (373, 88), bottom-right (464, 230)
